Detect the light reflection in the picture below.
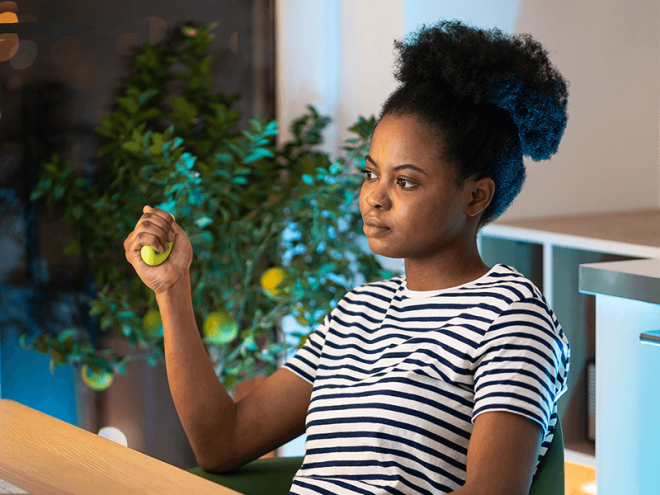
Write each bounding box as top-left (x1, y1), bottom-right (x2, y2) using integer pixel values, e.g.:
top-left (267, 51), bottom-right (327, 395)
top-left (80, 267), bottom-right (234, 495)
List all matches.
top-left (0, 2), bottom-right (18, 62)
top-left (98, 426), bottom-right (128, 447)
top-left (580, 481), bottom-right (597, 494)
top-left (229, 31), bottom-right (238, 54)
top-left (0, 33), bottom-right (19, 61)
top-left (0, 2), bottom-right (17, 13)
top-left (10, 39), bottom-right (37, 70)
top-left (145, 16), bottom-right (167, 45)
top-left (0, 11), bottom-right (17, 23)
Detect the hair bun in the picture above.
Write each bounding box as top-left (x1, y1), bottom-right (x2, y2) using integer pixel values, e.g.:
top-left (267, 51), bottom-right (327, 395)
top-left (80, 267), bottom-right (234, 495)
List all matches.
top-left (485, 75), bottom-right (568, 160)
top-left (394, 21), bottom-right (569, 161)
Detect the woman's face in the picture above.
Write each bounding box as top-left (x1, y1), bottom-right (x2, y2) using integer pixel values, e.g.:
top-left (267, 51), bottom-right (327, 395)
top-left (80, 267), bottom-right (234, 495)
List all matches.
top-left (358, 113), bottom-right (473, 261)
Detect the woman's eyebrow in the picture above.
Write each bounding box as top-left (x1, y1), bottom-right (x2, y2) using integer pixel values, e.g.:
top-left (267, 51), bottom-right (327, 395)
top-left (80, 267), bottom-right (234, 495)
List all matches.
top-left (365, 154), bottom-right (428, 176)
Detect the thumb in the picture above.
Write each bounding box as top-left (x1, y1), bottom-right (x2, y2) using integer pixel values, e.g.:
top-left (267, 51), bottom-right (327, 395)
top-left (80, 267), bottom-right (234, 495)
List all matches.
top-left (169, 213), bottom-right (180, 233)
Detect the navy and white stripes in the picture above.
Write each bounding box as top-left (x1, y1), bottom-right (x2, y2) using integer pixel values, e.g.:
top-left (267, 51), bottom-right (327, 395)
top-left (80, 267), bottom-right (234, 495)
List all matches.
top-left (283, 264), bottom-right (570, 494)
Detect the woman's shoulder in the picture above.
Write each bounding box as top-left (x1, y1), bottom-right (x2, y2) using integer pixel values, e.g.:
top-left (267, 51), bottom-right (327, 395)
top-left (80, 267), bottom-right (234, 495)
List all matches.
top-left (480, 263), bottom-right (547, 304)
top-left (484, 265), bottom-right (565, 339)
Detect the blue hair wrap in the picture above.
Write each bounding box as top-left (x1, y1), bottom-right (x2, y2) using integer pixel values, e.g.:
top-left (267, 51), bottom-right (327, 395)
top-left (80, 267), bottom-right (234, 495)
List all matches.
top-left (482, 75), bottom-right (568, 220)
top-left (486, 74), bottom-right (568, 160)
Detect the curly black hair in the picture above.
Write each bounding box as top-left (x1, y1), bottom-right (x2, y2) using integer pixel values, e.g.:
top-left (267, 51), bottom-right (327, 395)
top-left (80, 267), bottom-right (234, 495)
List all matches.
top-left (379, 20), bottom-right (569, 225)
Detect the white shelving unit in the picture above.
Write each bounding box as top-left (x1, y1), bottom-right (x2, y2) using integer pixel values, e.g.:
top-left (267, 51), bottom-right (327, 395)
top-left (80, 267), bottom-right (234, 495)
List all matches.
top-left (480, 207), bottom-right (660, 468)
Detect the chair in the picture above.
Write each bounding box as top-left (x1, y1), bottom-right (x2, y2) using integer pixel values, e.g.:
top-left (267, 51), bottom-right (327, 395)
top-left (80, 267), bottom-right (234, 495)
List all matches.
top-left (188, 419), bottom-right (564, 495)
top-left (529, 418), bottom-right (565, 495)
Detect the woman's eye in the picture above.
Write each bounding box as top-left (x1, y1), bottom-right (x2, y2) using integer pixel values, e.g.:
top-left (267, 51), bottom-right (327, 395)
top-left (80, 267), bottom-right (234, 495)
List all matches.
top-left (362, 170), bottom-right (416, 188)
top-left (398, 178), bottom-right (416, 189)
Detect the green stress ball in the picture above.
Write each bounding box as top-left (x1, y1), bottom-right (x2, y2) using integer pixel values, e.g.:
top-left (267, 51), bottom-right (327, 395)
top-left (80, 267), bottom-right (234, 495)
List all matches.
top-left (141, 214), bottom-right (176, 266)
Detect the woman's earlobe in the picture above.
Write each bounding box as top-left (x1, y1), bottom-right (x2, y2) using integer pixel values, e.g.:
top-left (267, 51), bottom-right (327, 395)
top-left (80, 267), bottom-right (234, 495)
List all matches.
top-left (467, 178), bottom-right (495, 218)
top-left (468, 205), bottom-right (487, 218)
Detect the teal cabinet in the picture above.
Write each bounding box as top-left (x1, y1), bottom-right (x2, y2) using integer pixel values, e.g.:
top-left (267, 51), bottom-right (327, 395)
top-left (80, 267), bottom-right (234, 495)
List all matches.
top-left (580, 260), bottom-right (660, 495)
top-left (0, 284), bottom-right (78, 426)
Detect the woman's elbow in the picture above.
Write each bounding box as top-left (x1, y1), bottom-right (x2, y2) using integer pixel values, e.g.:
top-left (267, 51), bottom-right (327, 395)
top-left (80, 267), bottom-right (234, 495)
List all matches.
top-left (452, 483), bottom-right (530, 495)
top-left (196, 444), bottom-right (241, 473)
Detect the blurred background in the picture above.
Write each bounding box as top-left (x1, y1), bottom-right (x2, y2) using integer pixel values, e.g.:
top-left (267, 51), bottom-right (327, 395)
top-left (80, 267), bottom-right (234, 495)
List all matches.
top-left (0, 2), bottom-right (657, 493)
top-left (0, 0), bottom-right (275, 470)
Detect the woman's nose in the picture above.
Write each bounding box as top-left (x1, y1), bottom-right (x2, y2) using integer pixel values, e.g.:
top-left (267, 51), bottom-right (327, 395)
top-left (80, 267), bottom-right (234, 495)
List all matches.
top-left (366, 185), bottom-right (390, 210)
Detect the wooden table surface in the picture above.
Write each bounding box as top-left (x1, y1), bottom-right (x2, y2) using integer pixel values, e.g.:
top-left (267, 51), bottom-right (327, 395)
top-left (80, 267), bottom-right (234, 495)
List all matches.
top-left (491, 207), bottom-right (660, 248)
top-left (0, 399), bottom-right (242, 495)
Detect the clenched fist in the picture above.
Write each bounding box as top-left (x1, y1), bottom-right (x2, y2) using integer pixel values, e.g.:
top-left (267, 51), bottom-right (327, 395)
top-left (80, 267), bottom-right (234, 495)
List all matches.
top-left (124, 205), bottom-right (193, 294)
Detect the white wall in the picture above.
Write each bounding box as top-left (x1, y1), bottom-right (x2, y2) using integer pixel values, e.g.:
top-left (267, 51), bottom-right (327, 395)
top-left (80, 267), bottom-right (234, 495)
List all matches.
top-left (403, 0), bottom-right (522, 35)
top-left (276, 0), bottom-right (402, 156)
top-left (335, 0), bottom-right (403, 151)
top-left (277, 0), bottom-right (660, 221)
top-left (503, 0), bottom-right (660, 219)
top-left (275, 0), bottom-right (341, 155)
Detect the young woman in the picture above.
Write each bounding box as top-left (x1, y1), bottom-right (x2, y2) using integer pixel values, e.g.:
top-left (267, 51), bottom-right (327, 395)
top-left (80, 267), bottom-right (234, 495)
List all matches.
top-left (125, 20), bottom-right (570, 495)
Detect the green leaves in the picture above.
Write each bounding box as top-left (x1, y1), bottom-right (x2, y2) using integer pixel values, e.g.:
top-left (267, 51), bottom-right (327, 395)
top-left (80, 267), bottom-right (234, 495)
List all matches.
top-left (24, 20), bottom-right (385, 391)
top-left (148, 133), bottom-right (165, 155)
top-left (122, 141), bottom-right (140, 153)
top-left (170, 96), bottom-right (198, 124)
top-left (301, 174), bottom-right (314, 185)
top-left (64, 240), bottom-right (81, 255)
top-left (244, 147), bottom-right (274, 164)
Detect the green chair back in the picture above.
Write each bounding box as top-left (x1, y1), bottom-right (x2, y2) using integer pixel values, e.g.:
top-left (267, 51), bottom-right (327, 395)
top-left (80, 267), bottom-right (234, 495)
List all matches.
top-left (529, 418), bottom-right (565, 495)
top-left (188, 456), bottom-right (304, 495)
top-left (189, 419), bottom-right (564, 495)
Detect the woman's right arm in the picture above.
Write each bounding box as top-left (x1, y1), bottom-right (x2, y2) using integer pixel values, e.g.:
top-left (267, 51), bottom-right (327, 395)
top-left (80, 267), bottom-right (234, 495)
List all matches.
top-left (124, 205), bottom-right (312, 472)
top-left (156, 273), bottom-right (312, 472)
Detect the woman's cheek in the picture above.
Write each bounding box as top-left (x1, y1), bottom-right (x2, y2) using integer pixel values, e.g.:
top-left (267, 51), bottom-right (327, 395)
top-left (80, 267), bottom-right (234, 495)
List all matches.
top-left (358, 185), bottom-right (368, 212)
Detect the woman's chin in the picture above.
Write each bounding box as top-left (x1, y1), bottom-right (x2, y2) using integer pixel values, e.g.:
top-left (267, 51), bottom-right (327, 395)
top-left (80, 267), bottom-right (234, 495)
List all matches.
top-left (366, 238), bottom-right (401, 259)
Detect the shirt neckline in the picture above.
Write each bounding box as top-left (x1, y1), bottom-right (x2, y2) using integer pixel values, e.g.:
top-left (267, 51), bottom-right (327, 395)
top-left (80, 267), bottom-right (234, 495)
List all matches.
top-left (401, 264), bottom-right (502, 299)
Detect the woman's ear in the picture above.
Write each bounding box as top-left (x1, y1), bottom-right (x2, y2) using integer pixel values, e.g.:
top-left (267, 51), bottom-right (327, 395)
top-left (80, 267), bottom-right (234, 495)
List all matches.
top-left (466, 177), bottom-right (495, 218)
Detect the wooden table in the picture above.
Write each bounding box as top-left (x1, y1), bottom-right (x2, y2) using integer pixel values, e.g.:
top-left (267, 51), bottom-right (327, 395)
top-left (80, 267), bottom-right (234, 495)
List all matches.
top-left (0, 399), bottom-right (242, 495)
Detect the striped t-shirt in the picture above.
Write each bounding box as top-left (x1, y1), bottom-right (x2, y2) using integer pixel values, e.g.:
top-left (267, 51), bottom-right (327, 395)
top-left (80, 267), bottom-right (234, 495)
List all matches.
top-left (283, 264), bottom-right (570, 495)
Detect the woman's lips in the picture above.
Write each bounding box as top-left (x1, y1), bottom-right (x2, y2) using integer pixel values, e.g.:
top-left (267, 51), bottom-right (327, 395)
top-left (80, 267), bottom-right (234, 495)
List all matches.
top-left (363, 223), bottom-right (391, 237)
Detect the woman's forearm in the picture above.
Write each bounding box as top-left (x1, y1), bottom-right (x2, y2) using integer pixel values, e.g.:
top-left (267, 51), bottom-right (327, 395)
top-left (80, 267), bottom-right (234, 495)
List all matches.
top-left (156, 272), bottom-right (237, 470)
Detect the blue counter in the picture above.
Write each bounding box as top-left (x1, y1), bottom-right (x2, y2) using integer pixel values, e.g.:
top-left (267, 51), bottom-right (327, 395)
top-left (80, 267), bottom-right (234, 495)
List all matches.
top-left (580, 259), bottom-right (660, 495)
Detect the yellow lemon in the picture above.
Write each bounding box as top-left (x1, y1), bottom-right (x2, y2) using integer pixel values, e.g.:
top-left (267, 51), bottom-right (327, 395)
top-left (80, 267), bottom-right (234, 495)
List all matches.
top-left (142, 309), bottom-right (163, 338)
top-left (203, 311), bottom-right (238, 344)
top-left (81, 364), bottom-right (114, 391)
top-left (260, 267), bottom-right (288, 299)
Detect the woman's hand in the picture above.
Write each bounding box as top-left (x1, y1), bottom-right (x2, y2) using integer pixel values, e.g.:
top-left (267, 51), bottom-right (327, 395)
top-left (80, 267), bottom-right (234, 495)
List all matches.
top-left (124, 205), bottom-right (193, 294)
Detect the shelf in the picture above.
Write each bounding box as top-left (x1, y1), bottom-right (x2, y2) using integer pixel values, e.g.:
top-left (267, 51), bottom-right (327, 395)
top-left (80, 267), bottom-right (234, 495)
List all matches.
top-left (481, 207), bottom-right (660, 258)
top-left (565, 441), bottom-right (596, 468)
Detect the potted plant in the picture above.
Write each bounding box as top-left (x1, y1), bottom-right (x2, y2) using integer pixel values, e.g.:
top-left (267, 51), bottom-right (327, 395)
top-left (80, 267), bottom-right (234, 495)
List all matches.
top-left (25, 21), bottom-right (392, 391)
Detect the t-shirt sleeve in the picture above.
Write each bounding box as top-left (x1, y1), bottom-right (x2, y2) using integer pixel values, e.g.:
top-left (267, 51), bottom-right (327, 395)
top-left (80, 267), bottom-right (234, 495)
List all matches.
top-left (472, 298), bottom-right (570, 436)
top-left (281, 313), bottom-right (331, 385)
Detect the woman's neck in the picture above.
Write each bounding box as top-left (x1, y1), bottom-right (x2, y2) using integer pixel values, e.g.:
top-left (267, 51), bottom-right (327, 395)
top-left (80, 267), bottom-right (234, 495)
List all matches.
top-left (403, 241), bottom-right (489, 292)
